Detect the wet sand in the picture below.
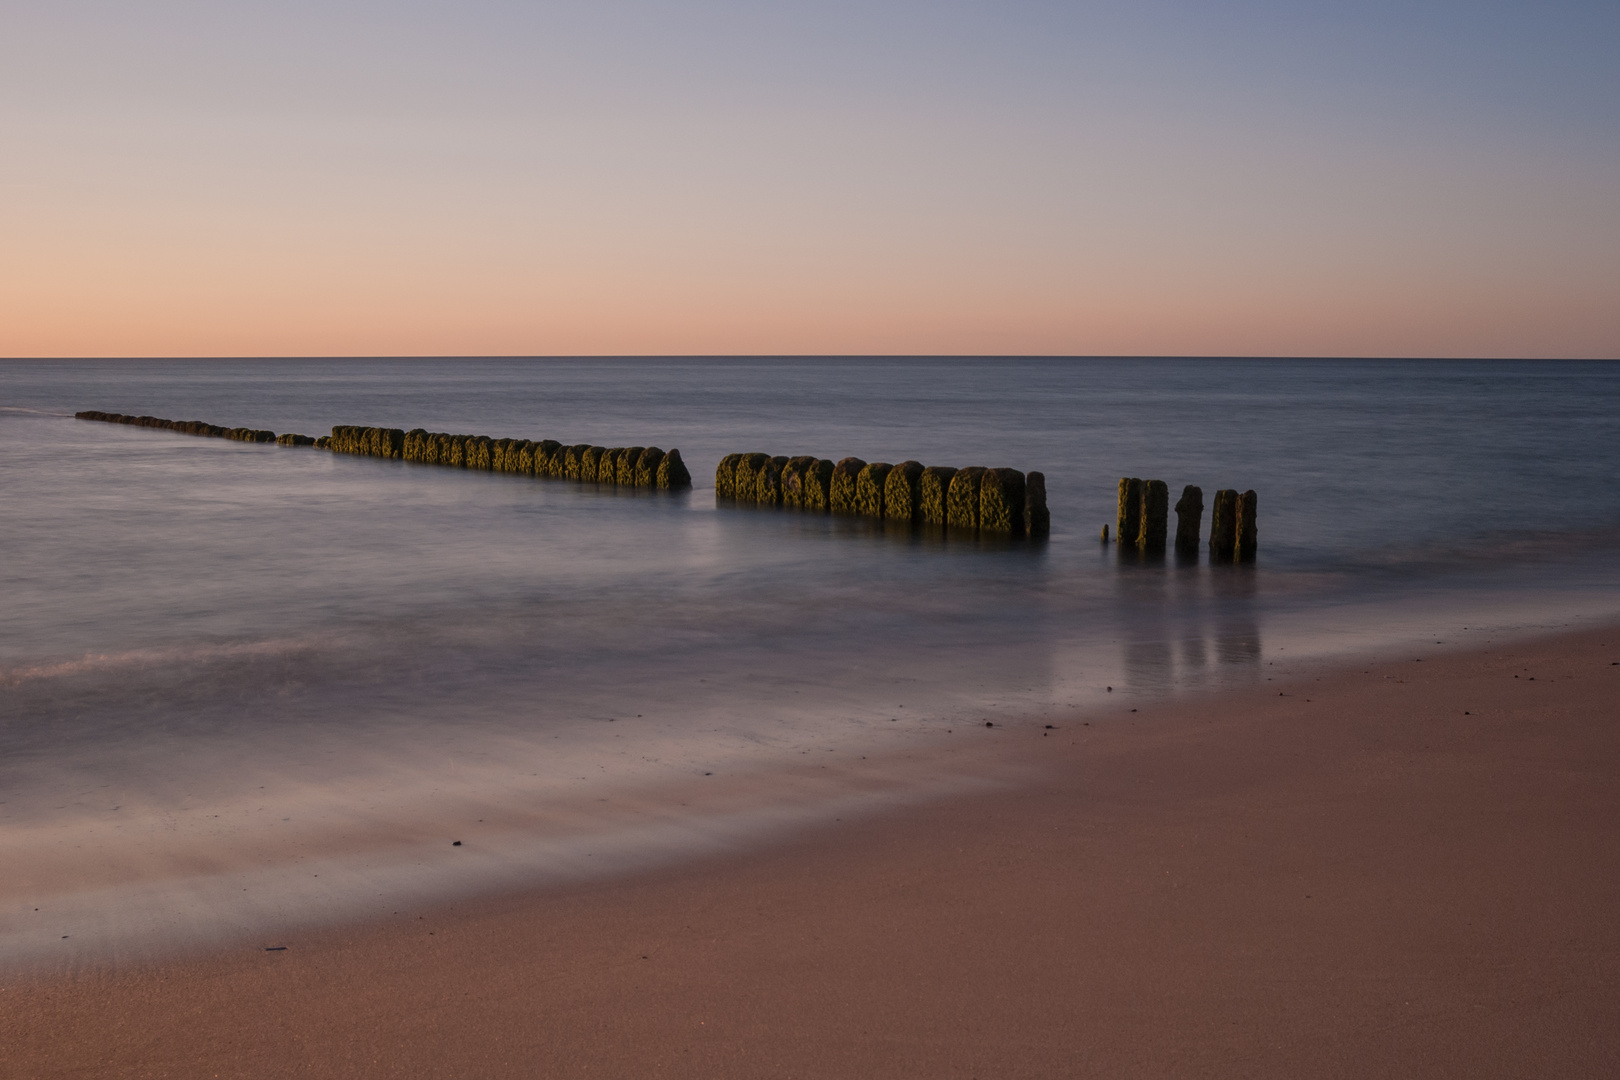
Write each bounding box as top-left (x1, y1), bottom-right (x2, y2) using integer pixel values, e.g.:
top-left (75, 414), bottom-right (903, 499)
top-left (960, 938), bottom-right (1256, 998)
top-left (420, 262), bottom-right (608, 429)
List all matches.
top-left (6, 626), bottom-right (1620, 1079)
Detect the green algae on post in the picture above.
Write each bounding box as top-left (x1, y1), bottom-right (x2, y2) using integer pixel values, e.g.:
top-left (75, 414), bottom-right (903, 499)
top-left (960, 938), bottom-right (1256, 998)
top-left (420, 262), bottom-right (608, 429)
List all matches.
top-left (635, 447), bottom-right (666, 488)
top-left (884, 461), bottom-right (924, 523)
top-left (780, 456), bottom-right (817, 509)
top-left (715, 453), bottom-right (743, 498)
top-left (830, 458), bottom-right (867, 515)
top-left (918, 466), bottom-right (958, 526)
top-left (657, 448), bottom-right (692, 490)
top-left (947, 467), bottom-right (988, 530)
top-left (581, 446), bottom-right (606, 483)
top-left (979, 468), bottom-right (1027, 535)
top-left (1117, 478), bottom-right (1143, 548)
top-left (855, 462), bottom-right (893, 518)
top-left (800, 459), bottom-right (834, 512)
top-left (753, 457), bottom-right (783, 505)
top-left (733, 453), bottom-right (767, 502)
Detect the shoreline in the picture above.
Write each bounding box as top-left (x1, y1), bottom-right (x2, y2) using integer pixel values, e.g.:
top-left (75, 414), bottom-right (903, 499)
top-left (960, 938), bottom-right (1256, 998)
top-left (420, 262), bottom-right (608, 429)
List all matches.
top-left (6, 622), bottom-right (1620, 1077)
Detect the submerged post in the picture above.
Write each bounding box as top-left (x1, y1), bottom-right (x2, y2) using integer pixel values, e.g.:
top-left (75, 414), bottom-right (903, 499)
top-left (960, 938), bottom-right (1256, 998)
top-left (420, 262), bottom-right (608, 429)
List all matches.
top-left (979, 468), bottom-right (1026, 535)
top-left (829, 458), bottom-right (867, 515)
top-left (1025, 471), bottom-right (1049, 538)
top-left (1138, 479), bottom-right (1168, 553)
top-left (1236, 489), bottom-right (1258, 561)
top-left (1117, 478), bottom-right (1142, 548)
top-left (883, 460), bottom-right (924, 523)
top-left (1174, 485), bottom-right (1204, 558)
top-left (1209, 489), bottom-right (1237, 562)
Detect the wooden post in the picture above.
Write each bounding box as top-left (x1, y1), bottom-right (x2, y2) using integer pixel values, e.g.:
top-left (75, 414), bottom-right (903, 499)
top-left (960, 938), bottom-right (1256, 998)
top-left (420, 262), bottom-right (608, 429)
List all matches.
top-left (1117, 478), bottom-right (1142, 547)
top-left (1209, 489), bottom-right (1237, 561)
top-left (1236, 489), bottom-right (1258, 561)
top-left (883, 461), bottom-right (924, 523)
top-left (855, 462), bottom-right (893, 518)
top-left (830, 458), bottom-right (867, 515)
top-left (1138, 479), bottom-right (1168, 553)
top-left (980, 469), bottom-right (1027, 535)
top-left (1174, 485), bottom-right (1203, 557)
top-left (1025, 471), bottom-right (1049, 538)
top-left (918, 467), bottom-right (958, 526)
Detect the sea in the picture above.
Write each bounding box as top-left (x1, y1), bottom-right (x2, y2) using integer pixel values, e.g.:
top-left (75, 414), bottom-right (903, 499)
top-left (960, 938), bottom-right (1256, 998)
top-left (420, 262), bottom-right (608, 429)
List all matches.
top-left (4, 357), bottom-right (1619, 969)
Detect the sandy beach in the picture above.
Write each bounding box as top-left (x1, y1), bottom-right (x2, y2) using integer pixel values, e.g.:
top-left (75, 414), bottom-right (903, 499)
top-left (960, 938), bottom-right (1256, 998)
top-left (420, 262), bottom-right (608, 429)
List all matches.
top-left (6, 625), bottom-right (1620, 1079)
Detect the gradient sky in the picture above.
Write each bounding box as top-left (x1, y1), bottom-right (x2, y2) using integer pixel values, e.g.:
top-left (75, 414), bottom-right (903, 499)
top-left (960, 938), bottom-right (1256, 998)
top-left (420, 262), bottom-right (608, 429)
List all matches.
top-left (2, 1), bottom-right (1617, 357)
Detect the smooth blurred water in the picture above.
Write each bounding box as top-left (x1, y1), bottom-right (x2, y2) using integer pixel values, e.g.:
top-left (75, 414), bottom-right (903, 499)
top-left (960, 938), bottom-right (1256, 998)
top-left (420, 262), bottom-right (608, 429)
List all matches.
top-left (4, 357), bottom-right (1619, 966)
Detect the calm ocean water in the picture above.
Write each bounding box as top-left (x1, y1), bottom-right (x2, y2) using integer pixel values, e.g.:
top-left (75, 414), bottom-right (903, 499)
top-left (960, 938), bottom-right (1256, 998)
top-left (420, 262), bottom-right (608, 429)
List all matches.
top-left (4, 357), bottom-right (1619, 966)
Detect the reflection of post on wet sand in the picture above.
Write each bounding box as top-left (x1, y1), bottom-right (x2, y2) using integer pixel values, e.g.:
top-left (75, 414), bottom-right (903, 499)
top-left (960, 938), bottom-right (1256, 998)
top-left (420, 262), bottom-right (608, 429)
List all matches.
top-left (1209, 563), bottom-right (1262, 668)
top-left (1123, 637), bottom-right (1175, 692)
top-left (1115, 559), bottom-right (1263, 693)
top-left (1214, 618), bottom-right (1262, 667)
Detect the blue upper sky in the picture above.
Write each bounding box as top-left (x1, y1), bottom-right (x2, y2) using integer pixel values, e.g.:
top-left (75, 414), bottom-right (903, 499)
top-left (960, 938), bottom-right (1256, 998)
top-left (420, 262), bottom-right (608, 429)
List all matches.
top-left (3, 1), bottom-right (1616, 356)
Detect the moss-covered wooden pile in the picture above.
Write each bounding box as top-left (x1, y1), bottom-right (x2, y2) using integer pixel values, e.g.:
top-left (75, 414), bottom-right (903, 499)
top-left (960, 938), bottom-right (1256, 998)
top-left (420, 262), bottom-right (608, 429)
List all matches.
top-left (717, 451), bottom-right (1049, 538)
top-left (326, 425), bottom-right (692, 490)
top-left (74, 411), bottom-right (692, 491)
top-left (76, 411), bottom-right (282, 444)
top-left (1114, 477), bottom-right (1256, 561)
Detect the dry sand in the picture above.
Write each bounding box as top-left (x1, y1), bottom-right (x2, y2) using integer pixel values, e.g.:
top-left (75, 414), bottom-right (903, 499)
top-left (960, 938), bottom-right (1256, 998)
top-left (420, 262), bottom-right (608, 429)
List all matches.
top-left (6, 627), bottom-right (1620, 1078)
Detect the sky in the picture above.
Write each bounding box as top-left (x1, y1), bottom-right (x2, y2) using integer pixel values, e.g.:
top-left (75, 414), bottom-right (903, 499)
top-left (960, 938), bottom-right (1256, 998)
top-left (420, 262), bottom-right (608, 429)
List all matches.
top-left (1, 1), bottom-right (1617, 358)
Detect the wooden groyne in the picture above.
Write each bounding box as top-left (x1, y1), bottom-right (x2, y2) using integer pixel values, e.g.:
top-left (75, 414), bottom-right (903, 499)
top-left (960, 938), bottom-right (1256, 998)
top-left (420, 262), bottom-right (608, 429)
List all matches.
top-left (1114, 477), bottom-right (1256, 561)
top-left (718, 452), bottom-right (1049, 537)
top-left (325, 426), bottom-right (693, 490)
top-left (75, 411), bottom-right (281, 444)
top-left (74, 411), bottom-right (692, 491)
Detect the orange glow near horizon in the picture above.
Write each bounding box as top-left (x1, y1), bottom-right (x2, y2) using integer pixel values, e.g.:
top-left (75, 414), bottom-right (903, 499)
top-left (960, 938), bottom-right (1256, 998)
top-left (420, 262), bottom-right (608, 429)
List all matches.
top-left (3, 4), bottom-right (1617, 360)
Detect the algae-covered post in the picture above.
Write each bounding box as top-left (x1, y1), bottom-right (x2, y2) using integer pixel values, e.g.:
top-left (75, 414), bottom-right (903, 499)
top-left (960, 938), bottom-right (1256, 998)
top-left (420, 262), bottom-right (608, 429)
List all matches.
top-left (829, 458), bottom-right (867, 515)
top-left (635, 447), bottom-right (666, 488)
top-left (1138, 479), bottom-right (1169, 553)
top-left (1174, 485), bottom-right (1204, 557)
top-left (979, 469), bottom-right (1027, 535)
top-left (733, 453), bottom-right (767, 503)
top-left (715, 453), bottom-right (742, 498)
top-left (855, 462), bottom-right (893, 518)
top-left (918, 467), bottom-right (958, 526)
top-left (1209, 489), bottom-right (1238, 561)
top-left (781, 456), bottom-right (817, 509)
top-left (883, 461), bottom-right (924, 523)
top-left (801, 459), bottom-right (834, 512)
top-left (581, 446), bottom-right (605, 482)
top-left (656, 448), bottom-right (692, 490)
top-left (1117, 478), bottom-right (1143, 548)
top-left (754, 457), bottom-right (783, 505)
top-left (946, 467), bottom-right (988, 530)
top-left (1025, 471), bottom-right (1049, 538)
top-left (595, 448), bottom-right (620, 484)
top-left (1236, 489), bottom-right (1258, 561)
top-left (612, 447), bottom-right (641, 486)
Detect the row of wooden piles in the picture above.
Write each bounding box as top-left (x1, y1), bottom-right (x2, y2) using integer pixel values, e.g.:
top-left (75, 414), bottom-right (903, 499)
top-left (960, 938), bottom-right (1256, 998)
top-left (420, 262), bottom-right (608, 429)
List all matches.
top-left (323, 426), bottom-right (693, 489)
top-left (74, 411), bottom-right (283, 444)
top-left (716, 454), bottom-right (1049, 537)
top-left (1113, 479), bottom-right (1257, 561)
